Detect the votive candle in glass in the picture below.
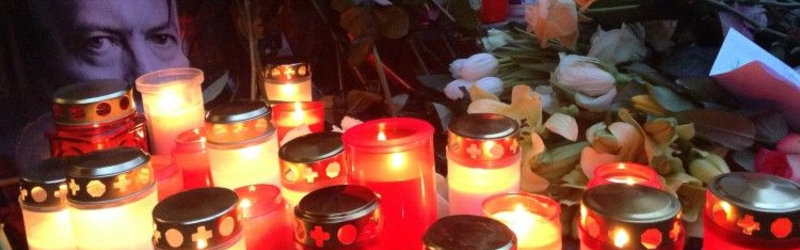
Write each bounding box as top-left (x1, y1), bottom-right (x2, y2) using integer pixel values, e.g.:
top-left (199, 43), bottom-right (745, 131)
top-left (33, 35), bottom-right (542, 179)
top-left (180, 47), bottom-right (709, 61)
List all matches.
top-left (262, 62), bottom-right (313, 103)
top-left (272, 101), bottom-right (324, 143)
top-left (579, 184), bottom-right (684, 250)
top-left (294, 185), bottom-right (382, 250)
top-left (423, 215), bottom-right (516, 250)
top-left (172, 128), bottom-right (213, 189)
top-left (136, 68), bottom-right (205, 155)
top-left (19, 157), bottom-right (77, 250)
top-left (67, 147), bottom-right (158, 250)
top-left (47, 79), bottom-right (148, 157)
top-left (150, 155), bottom-right (183, 201)
top-left (279, 132), bottom-right (347, 206)
top-left (447, 113), bottom-right (521, 215)
top-left (703, 173), bottom-right (800, 250)
top-left (483, 193), bottom-right (561, 250)
top-left (234, 185), bottom-right (293, 250)
top-left (587, 163), bottom-right (663, 189)
top-left (152, 187), bottom-right (245, 250)
top-left (342, 118), bottom-right (437, 250)
top-left (206, 101), bottom-right (280, 189)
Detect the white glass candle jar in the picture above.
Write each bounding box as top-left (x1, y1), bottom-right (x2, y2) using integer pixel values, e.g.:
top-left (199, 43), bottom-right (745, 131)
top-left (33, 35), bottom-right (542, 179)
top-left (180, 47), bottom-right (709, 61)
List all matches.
top-left (136, 68), bottom-right (206, 155)
top-left (262, 63), bottom-right (312, 103)
top-left (447, 113), bottom-right (521, 215)
top-left (206, 101), bottom-right (280, 189)
top-left (152, 188), bottom-right (246, 250)
top-left (279, 132), bottom-right (347, 206)
top-left (67, 147), bottom-right (158, 250)
top-left (19, 157), bottom-right (76, 250)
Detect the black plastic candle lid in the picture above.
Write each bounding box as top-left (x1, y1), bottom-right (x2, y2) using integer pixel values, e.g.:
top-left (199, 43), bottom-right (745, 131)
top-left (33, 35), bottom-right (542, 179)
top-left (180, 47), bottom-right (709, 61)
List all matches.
top-left (66, 147), bottom-right (154, 205)
top-left (423, 215), bottom-right (516, 250)
top-left (295, 185), bottom-right (379, 224)
top-left (53, 79), bottom-right (130, 105)
top-left (709, 172), bottom-right (800, 213)
top-left (19, 157), bottom-right (72, 208)
top-left (583, 183), bottom-right (680, 223)
top-left (449, 113), bottom-right (518, 140)
top-left (206, 101), bottom-right (270, 124)
top-left (153, 187), bottom-right (242, 249)
top-left (280, 132), bottom-right (343, 163)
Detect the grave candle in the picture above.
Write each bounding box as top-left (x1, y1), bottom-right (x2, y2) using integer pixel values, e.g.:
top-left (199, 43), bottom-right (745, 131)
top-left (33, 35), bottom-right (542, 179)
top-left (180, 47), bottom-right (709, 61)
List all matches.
top-left (150, 155), bottom-right (182, 201)
top-left (172, 128), bottom-right (213, 189)
top-left (294, 185), bottom-right (382, 250)
top-left (19, 157), bottom-right (77, 250)
top-left (262, 62), bottom-right (313, 103)
top-left (234, 185), bottom-right (293, 250)
top-left (279, 132), bottom-right (347, 206)
top-left (587, 163), bottom-right (663, 189)
top-left (484, 193), bottom-right (561, 250)
top-left (272, 101), bottom-right (324, 143)
top-left (423, 215), bottom-right (516, 250)
top-left (152, 188), bottom-right (246, 250)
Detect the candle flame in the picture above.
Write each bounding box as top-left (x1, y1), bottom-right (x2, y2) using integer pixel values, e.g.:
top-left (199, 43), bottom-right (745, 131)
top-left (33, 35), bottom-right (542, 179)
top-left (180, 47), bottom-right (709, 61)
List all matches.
top-left (390, 152), bottom-right (405, 170)
top-left (580, 205), bottom-right (588, 227)
top-left (291, 102), bottom-right (304, 121)
top-left (623, 177), bottom-right (636, 186)
top-left (156, 91), bottom-right (182, 112)
top-left (196, 239), bottom-right (208, 249)
top-left (613, 228), bottom-right (630, 248)
top-left (249, 185), bottom-right (256, 192)
top-left (719, 201), bottom-right (734, 221)
top-left (377, 123), bottom-right (387, 141)
top-left (240, 198), bottom-right (252, 209)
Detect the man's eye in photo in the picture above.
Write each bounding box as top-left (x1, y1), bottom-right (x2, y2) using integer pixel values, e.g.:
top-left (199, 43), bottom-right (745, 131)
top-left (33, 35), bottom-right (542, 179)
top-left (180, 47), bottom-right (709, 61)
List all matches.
top-left (150, 34), bottom-right (176, 46)
top-left (84, 36), bottom-right (118, 53)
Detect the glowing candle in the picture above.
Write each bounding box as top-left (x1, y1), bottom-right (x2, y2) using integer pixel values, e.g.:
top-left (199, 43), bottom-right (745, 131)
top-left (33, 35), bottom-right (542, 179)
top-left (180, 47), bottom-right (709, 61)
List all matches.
top-left (172, 128), bottom-right (213, 189)
top-left (703, 173), bottom-right (800, 250)
top-left (136, 68), bottom-right (206, 155)
top-left (206, 101), bottom-right (280, 190)
top-left (447, 113), bottom-right (521, 215)
top-left (279, 132), bottom-right (347, 206)
top-left (587, 163), bottom-right (663, 189)
top-left (272, 101), bottom-right (324, 143)
top-left (19, 157), bottom-right (77, 250)
top-left (342, 118), bottom-right (437, 250)
top-left (152, 188), bottom-right (246, 250)
top-left (262, 62), bottom-right (313, 103)
top-left (150, 155), bottom-right (183, 201)
top-left (234, 185), bottom-right (293, 250)
top-left (67, 147), bottom-right (157, 250)
top-left (294, 185), bottom-right (382, 250)
top-left (423, 215), bottom-right (516, 250)
top-left (47, 79), bottom-right (148, 157)
top-left (579, 184), bottom-right (684, 250)
top-left (484, 193), bottom-right (561, 250)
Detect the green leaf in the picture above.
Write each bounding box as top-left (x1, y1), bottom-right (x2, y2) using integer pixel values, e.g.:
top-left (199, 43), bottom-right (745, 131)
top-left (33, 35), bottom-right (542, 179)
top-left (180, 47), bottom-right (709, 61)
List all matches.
top-left (519, 63), bottom-right (559, 73)
top-left (676, 184), bottom-right (706, 222)
top-left (676, 77), bottom-right (741, 108)
top-left (674, 109), bottom-right (756, 150)
top-left (339, 7), bottom-right (372, 37)
top-left (373, 6), bottom-right (410, 39)
top-left (731, 149), bottom-right (755, 172)
top-left (753, 111), bottom-right (789, 144)
top-left (645, 83), bottom-right (696, 112)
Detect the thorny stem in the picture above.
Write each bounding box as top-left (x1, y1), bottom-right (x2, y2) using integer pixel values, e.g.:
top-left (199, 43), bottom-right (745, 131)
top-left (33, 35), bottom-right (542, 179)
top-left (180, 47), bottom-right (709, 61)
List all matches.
top-left (700, 0), bottom-right (788, 40)
top-left (372, 46), bottom-right (398, 117)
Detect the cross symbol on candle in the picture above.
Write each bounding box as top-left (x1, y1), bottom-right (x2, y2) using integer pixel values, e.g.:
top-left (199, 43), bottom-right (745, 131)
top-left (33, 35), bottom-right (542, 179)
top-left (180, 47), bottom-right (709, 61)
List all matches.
top-left (153, 229), bottom-right (162, 243)
top-left (191, 226), bottom-right (213, 244)
top-left (114, 174), bottom-right (131, 192)
top-left (19, 188), bottom-right (28, 200)
top-left (54, 185), bottom-right (66, 202)
top-left (303, 168), bottom-right (319, 183)
top-left (69, 179), bottom-right (80, 196)
top-left (737, 214), bottom-right (761, 235)
top-left (510, 139), bottom-right (519, 154)
top-left (467, 144), bottom-right (481, 159)
top-left (310, 226), bottom-right (330, 247)
top-left (284, 67), bottom-right (296, 79)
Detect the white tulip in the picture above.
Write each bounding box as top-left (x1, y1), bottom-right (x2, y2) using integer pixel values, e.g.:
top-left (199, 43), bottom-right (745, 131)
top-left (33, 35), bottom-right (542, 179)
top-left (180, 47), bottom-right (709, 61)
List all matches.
top-left (554, 54), bottom-right (615, 97)
top-left (449, 59), bottom-right (467, 79)
top-left (588, 24), bottom-right (648, 65)
top-left (575, 87), bottom-right (617, 112)
top-left (481, 29), bottom-right (513, 51)
top-left (460, 53), bottom-right (499, 81)
top-left (443, 79), bottom-right (474, 100)
top-left (475, 77), bottom-right (504, 96)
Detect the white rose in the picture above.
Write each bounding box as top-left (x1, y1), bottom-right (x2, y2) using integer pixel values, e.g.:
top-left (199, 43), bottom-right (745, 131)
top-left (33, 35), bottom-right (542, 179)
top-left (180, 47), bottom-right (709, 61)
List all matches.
top-left (443, 79), bottom-right (474, 100)
top-left (475, 77), bottom-right (504, 97)
top-left (588, 23), bottom-right (648, 65)
top-left (555, 54), bottom-right (615, 97)
top-left (449, 59), bottom-right (467, 79)
top-left (460, 53), bottom-right (499, 81)
top-left (481, 29), bottom-right (513, 52)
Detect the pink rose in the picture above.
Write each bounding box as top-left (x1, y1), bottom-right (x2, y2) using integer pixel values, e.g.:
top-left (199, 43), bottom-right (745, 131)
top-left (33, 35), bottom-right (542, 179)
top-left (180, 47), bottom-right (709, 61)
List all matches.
top-left (754, 148), bottom-right (800, 184)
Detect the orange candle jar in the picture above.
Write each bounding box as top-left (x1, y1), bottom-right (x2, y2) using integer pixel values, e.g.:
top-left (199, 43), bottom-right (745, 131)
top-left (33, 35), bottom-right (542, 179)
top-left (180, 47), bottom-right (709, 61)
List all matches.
top-left (67, 147), bottom-right (158, 250)
top-left (423, 215), bottom-right (517, 250)
top-left (579, 184), bottom-right (684, 250)
top-left (483, 193), bottom-right (562, 250)
top-left (47, 79), bottom-right (148, 157)
top-left (447, 113), bottom-right (521, 215)
top-left (279, 132), bottom-right (347, 206)
top-left (152, 188), bottom-right (246, 250)
top-left (703, 173), bottom-right (800, 250)
top-left (234, 185), bottom-right (293, 250)
top-left (587, 163), bottom-right (663, 189)
top-left (342, 118), bottom-right (437, 250)
top-left (262, 62), bottom-right (313, 103)
top-left (19, 158), bottom-right (77, 250)
top-left (272, 101), bottom-right (325, 143)
top-left (206, 101), bottom-right (280, 190)
top-left (172, 128), bottom-right (213, 189)
top-left (294, 185), bottom-right (382, 250)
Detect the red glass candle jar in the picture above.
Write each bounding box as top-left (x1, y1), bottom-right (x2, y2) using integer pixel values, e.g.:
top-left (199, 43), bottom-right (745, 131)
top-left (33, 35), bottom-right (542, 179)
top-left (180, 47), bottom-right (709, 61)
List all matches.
top-left (342, 118), bottom-right (437, 250)
top-left (235, 185), bottom-right (293, 250)
top-left (579, 184), bottom-right (684, 250)
top-left (423, 215), bottom-right (517, 250)
top-left (280, 132), bottom-right (347, 206)
top-left (272, 101), bottom-right (325, 143)
top-left (262, 62), bottom-right (313, 103)
top-left (151, 155), bottom-right (183, 201)
top-left (294, 185), bottom-right (382, 250)
top-left (480, 0), bottom-right (509, 23)
top-left (47, 79), bottom-right (148, 157)
top-left (172, 128), bottom-right (213, 189)
top-left (587, 163), bottom-right (663, 189)
top-left (703, 173), bottom-right (800, 250)
top-left (483, 193), bottom-right (561, 250)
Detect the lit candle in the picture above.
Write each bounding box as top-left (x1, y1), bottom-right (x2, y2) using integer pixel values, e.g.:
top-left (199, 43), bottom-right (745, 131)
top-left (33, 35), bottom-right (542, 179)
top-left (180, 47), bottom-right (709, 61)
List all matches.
top-left (262, 62), bottom-right (313, 103)
top-left (483, 193), bottom-right (561, 250)
top-left (152, 188), bottom-right (246, 250)
top-left (150, 155), bottom-right (183, 201)
top-left (67, 147), bottom-right (157, 250)
top-left (447, 113), bottom-right (521, 215)
top-left (47, 79), bottom-right (148, 156)
top-left (172, 128), bottom-right (213, 189)
top-left (294, 185), bottom-right (382, 250)
top-left (579, 184), bottom-right (684, 250)
top-left (703, 173), bottom-right (800, 250)
top-left (423, 215), bottom-right (516, 250)
top-left (19, 157), bottom-right (77, 250)
top-left (279, 132), bottom-right (347, 206)
top-left (272, 101), bottom-right (324, 143)
top-left (587, 163), bottom-right (663, 189)
top-left (206, 101), bottom-right (280, 190)
top-left (234, 185), bottom-right (293, 250)
top-left (136, 68), bottom-right (206, 155)
top-left (342, 118), bottom-right (437, 250)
